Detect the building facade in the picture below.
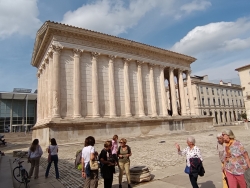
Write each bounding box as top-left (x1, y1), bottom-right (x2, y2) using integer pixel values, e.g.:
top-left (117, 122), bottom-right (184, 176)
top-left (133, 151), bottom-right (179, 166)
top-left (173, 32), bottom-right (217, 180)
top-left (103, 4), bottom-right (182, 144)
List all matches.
top-left (31, 21), bottom-right (212, 145)
top-left (187, 76), bottom-right (244, 125)
top-left (236, 64), bottom-right (250, 121)
top-left (0, 89), bottom-right (37, 133)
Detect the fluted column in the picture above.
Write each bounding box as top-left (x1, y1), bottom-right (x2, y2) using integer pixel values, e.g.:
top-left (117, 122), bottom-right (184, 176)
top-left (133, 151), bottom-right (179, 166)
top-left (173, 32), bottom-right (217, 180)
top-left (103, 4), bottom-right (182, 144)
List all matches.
top-left (37, 72), bottom-right (41, 122)
top-left (169, 67), bottom-right (178, 116)
top-left (73, 49), bottom-right (82, 118)
top-left (123, 58), bottom-right (132, 117)
top-left (44, 60), bottom-right (49, 119)
top-left (48, 51), bottom-right (53, 118)
top-left (149, 64), bottom-right (157, 117)
top-left (52, 45), bottom-right (63, 118)
top-left (137, 61), bottom-right (145, 117)
top-left (109, 55), bottom-right (116, 118)
top-left (178, 69), bottom-right (187, 116)
top-left (92, 52), bottom-right (100, 118)
top-left (159, 66), bottom-right (168, 116)
top-left (186, 70), bottom-right (196, 115)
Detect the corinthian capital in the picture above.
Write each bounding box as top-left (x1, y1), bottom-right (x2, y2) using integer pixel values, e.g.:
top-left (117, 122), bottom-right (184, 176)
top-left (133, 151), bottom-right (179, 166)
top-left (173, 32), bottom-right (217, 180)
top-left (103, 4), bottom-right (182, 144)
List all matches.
top-left (73, 49), bottom-right (83, 57)
top-left (136, 60), bottom-right (144, 67)
top-left (108, 55), bottom-right (116, 60)
top-left (91, 52), bottom-right (100, 59)
top-left (52, 44), bottom-right (63, 54)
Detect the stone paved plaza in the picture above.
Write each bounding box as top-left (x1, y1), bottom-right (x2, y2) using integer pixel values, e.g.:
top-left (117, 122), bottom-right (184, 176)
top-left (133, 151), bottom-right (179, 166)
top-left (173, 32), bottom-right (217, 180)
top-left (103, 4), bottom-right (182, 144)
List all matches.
top-left (1, 124), bottom-right (250, 188)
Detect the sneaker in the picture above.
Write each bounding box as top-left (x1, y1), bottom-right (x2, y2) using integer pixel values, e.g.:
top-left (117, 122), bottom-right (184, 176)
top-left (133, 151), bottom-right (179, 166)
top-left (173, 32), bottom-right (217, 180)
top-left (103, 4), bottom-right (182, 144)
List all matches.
top-left (128, 184), bottom-right (132, 188)
top-left (119, 184), bottom-right (122, 188)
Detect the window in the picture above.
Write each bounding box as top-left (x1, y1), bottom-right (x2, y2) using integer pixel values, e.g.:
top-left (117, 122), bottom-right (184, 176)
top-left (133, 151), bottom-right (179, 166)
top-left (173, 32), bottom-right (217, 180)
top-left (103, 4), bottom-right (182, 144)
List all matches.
top-left (200, 86), bottom-right (203, 94)
top-left (230, 90), bottom-right (232, 96)
top-left (228, 99), bottom-right (230, 106)
top-left (208, 98), bottom-right (210, 106)
top-left (187, 88), bottom-right (188, 95)
top-left (221, 89), bottom-right (224, 96)
top-left (212, 88), bottom-right (214, 95)
top-left (218, 99), bottom-right (221, 106)
top-left (217, 89), bottom-right (219, 95)
top-left (226, 90), bottom-right (228, 96)
top-left (236, 100), bottom-right (238, 107)
top-left (206, 87), bottom-right (209, 94)
top-left (223, 99), bottom-right (225, 106)
top-left (240, 100), bottom-right (242, 107)
top-left (202, 98), bottom-right (205, 107)
top-left (238, 91), bottom-right (240, 96)
top-left (232, 100), bottom-right (234, 106)
top-left (213, 98), bottom-right (216, 106)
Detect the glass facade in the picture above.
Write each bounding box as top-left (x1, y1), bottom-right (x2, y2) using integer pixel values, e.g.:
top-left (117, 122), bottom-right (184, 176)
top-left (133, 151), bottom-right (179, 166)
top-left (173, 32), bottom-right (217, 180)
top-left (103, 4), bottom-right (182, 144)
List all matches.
top-left (0, 99), bottom-right (36, 133)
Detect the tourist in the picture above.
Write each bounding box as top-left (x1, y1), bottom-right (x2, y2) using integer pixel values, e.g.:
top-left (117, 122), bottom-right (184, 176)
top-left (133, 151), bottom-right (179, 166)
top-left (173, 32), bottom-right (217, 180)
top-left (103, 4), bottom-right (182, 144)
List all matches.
top-left (28, 139), bottom-right (43, 179)
top-left (111, 135), bottom-right (118, 164)
top-left (117, 138), bottom-right (132, 188)
top-left (81, 136), bottom-right (98, 188)
top-left (217, 133), bottom-right (228, 188)
top-left (222, 129), bottom-right (250, 188)
top-left (99, 141), bottom-right (116, 188)
top-left (45, 138), bottom-right (59, 179)
top-left (175, 136), bottom-right (203, 188)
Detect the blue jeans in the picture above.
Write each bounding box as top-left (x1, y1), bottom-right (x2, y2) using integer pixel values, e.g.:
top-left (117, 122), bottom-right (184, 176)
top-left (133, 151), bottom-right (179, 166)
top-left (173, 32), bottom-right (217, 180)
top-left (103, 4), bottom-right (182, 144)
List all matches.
top-left (45, 155), bottom-right (59, 179)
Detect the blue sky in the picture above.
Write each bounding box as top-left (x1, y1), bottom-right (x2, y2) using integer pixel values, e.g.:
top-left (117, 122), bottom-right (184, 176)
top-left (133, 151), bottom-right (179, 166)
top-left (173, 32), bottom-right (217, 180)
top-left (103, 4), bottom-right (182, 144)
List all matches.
top-left (0, 0), bottom-right (250, 92)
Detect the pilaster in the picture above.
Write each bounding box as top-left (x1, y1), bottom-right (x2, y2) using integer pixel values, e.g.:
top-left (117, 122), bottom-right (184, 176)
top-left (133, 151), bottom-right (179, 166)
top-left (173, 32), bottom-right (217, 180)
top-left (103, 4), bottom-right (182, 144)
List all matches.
top-left (73, 49), bottom-right (82, 118)
top-left (137, 61), bottom-right (145, 117)
top-left (92, 52), bottom-right (100, 118)
top-left (109, 55), bottom-right (116, 118)
top-left (123, 58), bottom-right (132, 117)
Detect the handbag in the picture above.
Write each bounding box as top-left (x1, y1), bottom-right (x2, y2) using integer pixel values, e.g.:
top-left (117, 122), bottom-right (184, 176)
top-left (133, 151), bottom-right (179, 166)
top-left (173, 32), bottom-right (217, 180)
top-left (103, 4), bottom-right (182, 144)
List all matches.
top-left (184, 165), bottom-right (190, 174)
top-left (89, 159), bottom-right (99, 170)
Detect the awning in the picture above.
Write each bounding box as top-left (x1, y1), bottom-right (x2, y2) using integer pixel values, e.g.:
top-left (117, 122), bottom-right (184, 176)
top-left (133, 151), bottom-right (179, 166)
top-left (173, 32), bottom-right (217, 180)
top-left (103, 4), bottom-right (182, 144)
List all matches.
top-left (0, 92), bottom-right (37, 100)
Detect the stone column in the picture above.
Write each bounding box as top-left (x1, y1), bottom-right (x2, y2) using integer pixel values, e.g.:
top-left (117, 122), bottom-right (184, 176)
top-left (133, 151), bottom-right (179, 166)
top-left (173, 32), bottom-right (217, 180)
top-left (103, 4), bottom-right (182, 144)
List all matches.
top-left (73, 49), bottom-right (82, 118)
top-left (123, 58), bottom-right (132, 117)
top-left (149, 64), bottom-right (157, 117)
top-left (48, 51), bottom-right (53, 118)
top-left (169, 67), bottom-right (178, 116)
top-left (92, 52), bottom-right (100, 118)
top-left (137, 61), bottom-right (145, 117)
top-left (178, 69), bottom-right (187, 116)
top-left (37, 72), bottom-right (41, 122)
top-left (109, 55), bottom-right (116, 118)
top-left (186, 70), bottom-right (196, 115)
top-left (52, 45), bottom-right (63, 118)
top-left (41, 64), bottom-right (45, 120)
top-left (44, 59), bottom-right (49, 119)
top-left (159, 66), bottom-right (168, 116)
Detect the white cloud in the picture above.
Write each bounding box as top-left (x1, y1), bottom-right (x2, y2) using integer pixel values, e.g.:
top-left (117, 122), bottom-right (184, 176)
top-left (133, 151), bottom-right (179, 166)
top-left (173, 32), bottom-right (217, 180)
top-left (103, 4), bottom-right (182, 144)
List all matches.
top-left (171, 17), bottom-right (250, 56)
top-left (219, 37), bottom-right (250, 52)
top-left (181, 0), bottom-right (211, 14)
top-left (61, 0), bottom-right (211, 35)
top-left (0, 0), bottom-right (42, 39)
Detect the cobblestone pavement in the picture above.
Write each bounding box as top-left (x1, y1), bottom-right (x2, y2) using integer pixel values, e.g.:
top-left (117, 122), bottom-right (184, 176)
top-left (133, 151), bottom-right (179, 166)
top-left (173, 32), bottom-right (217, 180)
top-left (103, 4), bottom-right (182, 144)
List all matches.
top-left (2, 126), bottom-right (250, 188)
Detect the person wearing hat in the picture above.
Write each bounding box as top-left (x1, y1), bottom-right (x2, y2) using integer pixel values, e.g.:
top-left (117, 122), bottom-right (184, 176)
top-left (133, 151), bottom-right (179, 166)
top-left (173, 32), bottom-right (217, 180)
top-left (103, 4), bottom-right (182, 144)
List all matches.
top-left (222, 129), bottom-right (250, 188)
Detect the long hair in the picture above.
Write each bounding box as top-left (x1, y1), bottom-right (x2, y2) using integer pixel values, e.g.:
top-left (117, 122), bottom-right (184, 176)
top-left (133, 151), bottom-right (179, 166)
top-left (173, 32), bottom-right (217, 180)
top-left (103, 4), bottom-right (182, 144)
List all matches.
top-left (30, 139), bottom-right (39, 152)
top-left (50, 138), bottom-right (57, 146)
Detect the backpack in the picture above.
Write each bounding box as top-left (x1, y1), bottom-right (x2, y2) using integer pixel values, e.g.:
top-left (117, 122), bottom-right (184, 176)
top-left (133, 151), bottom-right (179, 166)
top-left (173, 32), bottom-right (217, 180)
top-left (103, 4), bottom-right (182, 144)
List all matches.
top-left (75, 149), bottom-right (82, 169)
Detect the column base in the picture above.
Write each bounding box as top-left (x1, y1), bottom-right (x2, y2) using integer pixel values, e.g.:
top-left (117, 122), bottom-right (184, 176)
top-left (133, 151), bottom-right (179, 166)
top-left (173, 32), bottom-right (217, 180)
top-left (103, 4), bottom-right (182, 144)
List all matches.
top-left (125, 113), bottom-right (132, 117)
top-left (109, 115), bottom-right (117, 118)
top-left (92, 114), bottom-right (100, 118)
top-left (138, 114), bottom-right (145, 117)
top-left (73, 114), bottom-right (82, 118)
top-left (52, 114), bottom-right (61, 118)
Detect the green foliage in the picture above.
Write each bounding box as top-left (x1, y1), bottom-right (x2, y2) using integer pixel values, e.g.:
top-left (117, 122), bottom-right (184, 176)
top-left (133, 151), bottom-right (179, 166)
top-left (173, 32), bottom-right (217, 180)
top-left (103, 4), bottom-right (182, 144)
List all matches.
top-left (241, 113), bottom-right (247, 120)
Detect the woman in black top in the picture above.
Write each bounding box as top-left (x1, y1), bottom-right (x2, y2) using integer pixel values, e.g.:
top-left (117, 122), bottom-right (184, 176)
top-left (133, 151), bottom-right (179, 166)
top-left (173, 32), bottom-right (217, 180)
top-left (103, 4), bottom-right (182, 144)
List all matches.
top-left (99, 141), bottom-right (116, 188)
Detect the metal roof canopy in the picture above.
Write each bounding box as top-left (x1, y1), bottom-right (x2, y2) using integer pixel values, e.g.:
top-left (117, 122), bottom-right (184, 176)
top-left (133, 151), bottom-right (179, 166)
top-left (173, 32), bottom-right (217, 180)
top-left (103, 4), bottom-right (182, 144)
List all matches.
top-left (0, 92), bottom-right (37, 100)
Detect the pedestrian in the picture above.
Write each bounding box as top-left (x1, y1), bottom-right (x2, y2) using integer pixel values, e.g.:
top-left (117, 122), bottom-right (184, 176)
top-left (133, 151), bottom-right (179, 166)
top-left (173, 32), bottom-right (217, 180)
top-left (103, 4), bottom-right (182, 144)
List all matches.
top-left (175, 136), bottom-right (203, 188)
top-left (99, 140), bottom-right (116, 188)
top-left (222, 129), bottom-right (250, 188)
top-left (217, 133), bottom-right (228, 188)
top-left (117, 138), bottom-right (132, 188)
top-left (45, 138), bottom-right (59, 179)
top-left (28, 139), bottom-right (43, 179)
top-left (81, 136), bottom-right (98, 188)
top-left (111, 135), bottom-right (118, 164)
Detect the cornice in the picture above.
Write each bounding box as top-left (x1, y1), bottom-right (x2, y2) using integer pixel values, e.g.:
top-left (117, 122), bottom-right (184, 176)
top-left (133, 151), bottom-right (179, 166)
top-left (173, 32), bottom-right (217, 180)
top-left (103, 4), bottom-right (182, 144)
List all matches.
top-left (31, 21), bottom-right (196, 68)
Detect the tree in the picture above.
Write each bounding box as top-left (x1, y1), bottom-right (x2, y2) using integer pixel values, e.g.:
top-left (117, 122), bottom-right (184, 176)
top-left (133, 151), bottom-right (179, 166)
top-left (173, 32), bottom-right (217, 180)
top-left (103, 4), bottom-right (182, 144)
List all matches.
top-left (241, 113), bottom-right (247, 120)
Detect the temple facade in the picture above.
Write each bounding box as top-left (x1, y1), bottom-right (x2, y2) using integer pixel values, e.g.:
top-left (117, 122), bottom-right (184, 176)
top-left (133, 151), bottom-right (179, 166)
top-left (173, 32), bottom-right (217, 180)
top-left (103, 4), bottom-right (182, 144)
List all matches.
top-left (31, 21), bottom-right (212, 145)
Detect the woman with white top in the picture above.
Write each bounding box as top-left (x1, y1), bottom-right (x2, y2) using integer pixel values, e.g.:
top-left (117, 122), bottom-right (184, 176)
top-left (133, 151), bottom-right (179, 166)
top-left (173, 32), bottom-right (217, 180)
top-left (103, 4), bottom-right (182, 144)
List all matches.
top-left (45, 138), bottom-right (59, 179)
top-left (28, 139), bottom-right (43, 179)
top-left (175, 136), bottom-right (203, 188)
top-left (81, 136), bottom-right (98, 188)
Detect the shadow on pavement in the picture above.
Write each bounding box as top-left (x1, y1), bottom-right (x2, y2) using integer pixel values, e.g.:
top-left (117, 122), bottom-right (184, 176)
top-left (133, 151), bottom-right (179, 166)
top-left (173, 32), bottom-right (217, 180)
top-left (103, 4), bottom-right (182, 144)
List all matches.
top-left (199, 180), bottom-right (216, 188)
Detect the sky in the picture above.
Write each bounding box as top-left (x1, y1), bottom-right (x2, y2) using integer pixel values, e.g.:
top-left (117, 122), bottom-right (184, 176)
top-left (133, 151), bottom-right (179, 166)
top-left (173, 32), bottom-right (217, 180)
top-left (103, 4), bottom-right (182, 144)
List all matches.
top-left (0, 0), bottom-right (250, 92)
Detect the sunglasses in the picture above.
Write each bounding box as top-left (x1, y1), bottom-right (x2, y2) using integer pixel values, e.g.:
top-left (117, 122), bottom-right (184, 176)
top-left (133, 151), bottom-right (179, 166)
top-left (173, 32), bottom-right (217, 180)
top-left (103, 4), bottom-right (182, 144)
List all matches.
top-left (119, 142), bottom-right (124, 143)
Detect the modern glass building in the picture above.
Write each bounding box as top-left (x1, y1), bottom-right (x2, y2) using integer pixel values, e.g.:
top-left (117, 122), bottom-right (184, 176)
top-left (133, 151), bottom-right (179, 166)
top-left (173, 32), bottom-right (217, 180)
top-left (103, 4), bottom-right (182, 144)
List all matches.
top-left (0, 88), bottom-right (37, 133)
